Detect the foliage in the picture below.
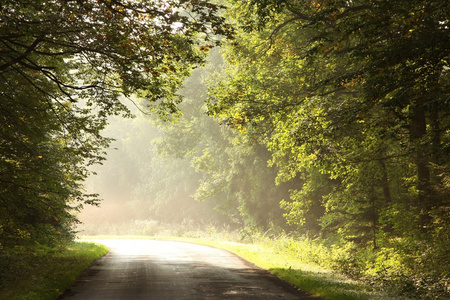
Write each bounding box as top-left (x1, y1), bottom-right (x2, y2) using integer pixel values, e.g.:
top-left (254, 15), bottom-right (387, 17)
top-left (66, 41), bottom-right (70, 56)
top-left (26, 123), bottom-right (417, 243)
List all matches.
top-left (75, 0), bottom-right (449, 296)
top-left (205, 0), bottom-right (449, 297)
top-left (12, 0), bottom-right (445, 297)
top-left (151, 50), bottom-right (300, 230)
top-left (0, 0), bottom-right (230, 247)
top-left (80, 48), bottom-right (301, 234)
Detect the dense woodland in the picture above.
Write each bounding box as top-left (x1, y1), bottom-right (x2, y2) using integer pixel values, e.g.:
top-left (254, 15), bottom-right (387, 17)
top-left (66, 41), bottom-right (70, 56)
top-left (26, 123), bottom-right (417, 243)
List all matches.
top-left (1, 0), bottom-right (449, 298)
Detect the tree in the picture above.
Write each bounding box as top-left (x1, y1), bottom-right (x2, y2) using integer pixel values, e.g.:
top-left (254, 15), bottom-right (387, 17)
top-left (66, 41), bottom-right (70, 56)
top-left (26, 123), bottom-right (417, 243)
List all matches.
top-left (207, 0), bottom-right (449, 290)
top-left (222, 0), bottom-right (450, 228)
top-left (151, 51), bottom-right (296, 231)
top-left (0, 0), bottom-right (231, 247)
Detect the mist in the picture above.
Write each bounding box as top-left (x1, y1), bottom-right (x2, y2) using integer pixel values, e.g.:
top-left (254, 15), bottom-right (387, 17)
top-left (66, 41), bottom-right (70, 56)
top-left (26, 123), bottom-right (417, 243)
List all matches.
top-left (76, 104), bottom-right (228, 236)
top-left (76, 57), bottom-right (232, 236)
top-left (76, 51), bottom-right (290, 237)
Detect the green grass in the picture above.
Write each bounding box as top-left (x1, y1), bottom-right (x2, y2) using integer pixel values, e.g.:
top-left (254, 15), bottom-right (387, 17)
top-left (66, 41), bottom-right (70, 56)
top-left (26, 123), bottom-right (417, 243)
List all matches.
top-left (81, 235), bottom-right (403, 300)
top-left (175, 238), bottom-right (394, 300)
top-left (0, 242), bottom-right (108, 300)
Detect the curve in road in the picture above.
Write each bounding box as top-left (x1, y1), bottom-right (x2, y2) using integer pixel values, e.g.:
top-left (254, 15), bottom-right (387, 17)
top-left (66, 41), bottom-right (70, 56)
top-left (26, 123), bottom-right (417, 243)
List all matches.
top-left (59, 239), bottom-right (318, 300)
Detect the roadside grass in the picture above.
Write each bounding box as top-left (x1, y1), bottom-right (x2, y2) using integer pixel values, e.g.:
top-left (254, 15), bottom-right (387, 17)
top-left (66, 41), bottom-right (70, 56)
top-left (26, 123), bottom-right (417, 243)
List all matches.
top-left (0, 242), bottom-right (108, 300)
top-left (173, 237), bottom-right (397, 300)
top-left (81, 234), bottom-right (402, 300)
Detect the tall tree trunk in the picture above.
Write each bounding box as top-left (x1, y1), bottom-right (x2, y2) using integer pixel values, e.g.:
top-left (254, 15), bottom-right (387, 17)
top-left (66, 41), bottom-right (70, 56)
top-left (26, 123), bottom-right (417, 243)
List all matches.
top-left (430, 100), bottom-right (441, 165)
top-left (379, 158), bottom-right (392, 203)
top-left (410, 103), bottom-right (431, 226)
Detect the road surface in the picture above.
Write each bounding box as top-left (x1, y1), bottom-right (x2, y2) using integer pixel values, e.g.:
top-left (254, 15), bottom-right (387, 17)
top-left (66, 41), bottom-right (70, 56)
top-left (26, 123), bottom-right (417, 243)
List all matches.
top-left (59, 239), bottom-right (317, 299)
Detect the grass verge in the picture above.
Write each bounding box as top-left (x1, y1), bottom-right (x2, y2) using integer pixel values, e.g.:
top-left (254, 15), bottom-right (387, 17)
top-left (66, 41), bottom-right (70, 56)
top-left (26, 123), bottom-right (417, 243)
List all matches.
top-left (0, 242), bottom-right (108, 300)
top-left (171, 237), bottom-right (395, 300)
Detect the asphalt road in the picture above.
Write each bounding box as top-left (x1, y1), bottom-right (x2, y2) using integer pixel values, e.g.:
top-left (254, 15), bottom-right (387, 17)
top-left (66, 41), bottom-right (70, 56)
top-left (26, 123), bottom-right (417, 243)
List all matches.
top-left (59, 239), bottom-right (317, 300)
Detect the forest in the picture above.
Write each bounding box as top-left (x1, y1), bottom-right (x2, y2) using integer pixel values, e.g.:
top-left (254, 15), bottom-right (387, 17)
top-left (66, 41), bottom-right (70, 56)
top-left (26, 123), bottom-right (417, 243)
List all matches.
top-left (1, 0), bottom-right (449, 299)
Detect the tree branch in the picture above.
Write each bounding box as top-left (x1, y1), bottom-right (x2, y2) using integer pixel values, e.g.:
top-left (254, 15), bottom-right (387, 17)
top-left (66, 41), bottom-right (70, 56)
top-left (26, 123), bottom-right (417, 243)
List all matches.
top-left (0, 36), bottom-right (44, 71)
